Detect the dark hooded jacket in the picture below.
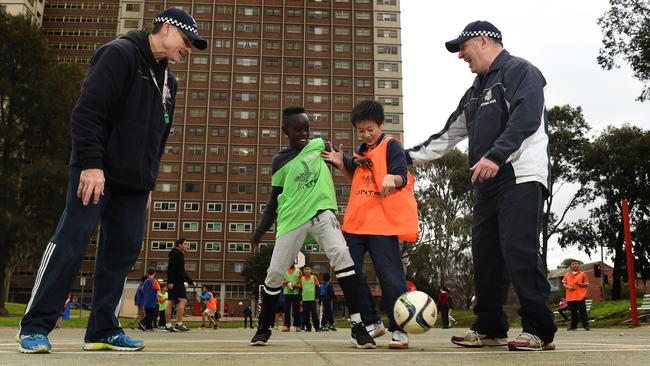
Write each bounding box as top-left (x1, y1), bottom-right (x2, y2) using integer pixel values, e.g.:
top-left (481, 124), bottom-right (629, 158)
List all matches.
top-left (69, 30), bottom-right (177, 191)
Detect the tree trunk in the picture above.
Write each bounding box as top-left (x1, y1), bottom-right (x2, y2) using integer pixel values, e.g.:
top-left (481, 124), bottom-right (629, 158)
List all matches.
top-left (0, 265), bottom-right (9, 316)
top-left (612, 233), bottom-right (625, 300)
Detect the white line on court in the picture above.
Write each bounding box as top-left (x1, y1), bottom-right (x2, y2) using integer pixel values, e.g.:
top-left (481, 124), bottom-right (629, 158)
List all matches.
top-left (1, 348), bottom-right (650, 355)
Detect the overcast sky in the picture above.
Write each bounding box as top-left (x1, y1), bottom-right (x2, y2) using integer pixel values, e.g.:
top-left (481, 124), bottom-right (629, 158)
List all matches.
top-left (400, 0), bottom-right (650, 269)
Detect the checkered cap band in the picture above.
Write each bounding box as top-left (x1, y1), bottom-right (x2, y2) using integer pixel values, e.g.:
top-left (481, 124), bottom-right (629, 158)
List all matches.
top-left (153, 17), bottom-right (198, 35)
top-left (460, 30), bottom-right (501, 39)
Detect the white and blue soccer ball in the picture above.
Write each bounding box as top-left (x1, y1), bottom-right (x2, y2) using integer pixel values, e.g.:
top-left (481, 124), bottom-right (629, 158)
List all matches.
top-left (393, 290), bottom-right (438, 334)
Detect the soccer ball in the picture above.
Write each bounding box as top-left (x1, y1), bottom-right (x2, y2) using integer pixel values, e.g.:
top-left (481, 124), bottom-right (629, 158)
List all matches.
top-left (238, 301), bottom-right (243, 306)
top-left (393, 291), bottom-right (437, 334)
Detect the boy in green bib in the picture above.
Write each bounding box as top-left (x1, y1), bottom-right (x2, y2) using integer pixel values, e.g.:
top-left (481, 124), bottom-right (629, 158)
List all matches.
top-left (250, 107), bottom-right (374, 348)
top-left (300, 265), bottom-right (320, 332)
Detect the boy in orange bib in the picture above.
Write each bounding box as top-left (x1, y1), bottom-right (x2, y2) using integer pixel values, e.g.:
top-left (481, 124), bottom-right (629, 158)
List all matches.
top-left (323, 100), bottom-right (418, 349)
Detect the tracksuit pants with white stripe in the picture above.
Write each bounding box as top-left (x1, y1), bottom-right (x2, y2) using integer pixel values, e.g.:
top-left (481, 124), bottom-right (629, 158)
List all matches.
top-left (20, 167), bottom-right (148, 342)
top-left (470, 181), bottom-right (557, 343)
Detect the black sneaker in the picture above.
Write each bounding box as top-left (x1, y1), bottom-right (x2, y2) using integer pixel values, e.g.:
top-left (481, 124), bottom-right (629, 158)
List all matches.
top-left (174, 324), bottom-right (190, 332)
top-left (350, 322), bottom-right (376, 349)
top-left (250, 328), bottom-right (272, 346)
top-left (165, 325), bottom-right (178, 332)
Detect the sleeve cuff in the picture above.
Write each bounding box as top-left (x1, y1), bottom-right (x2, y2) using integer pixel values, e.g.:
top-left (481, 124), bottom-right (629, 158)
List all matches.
top-left (404, 151), bottom-right (413, 166)
top-left (80, 158), bottom-right (103, 170)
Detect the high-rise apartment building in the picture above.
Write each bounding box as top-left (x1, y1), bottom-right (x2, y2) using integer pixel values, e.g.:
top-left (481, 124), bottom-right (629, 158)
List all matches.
top-left (10, 0), bottom-right (403, 310)
top-left (0, 0), bottom-right (45, 25)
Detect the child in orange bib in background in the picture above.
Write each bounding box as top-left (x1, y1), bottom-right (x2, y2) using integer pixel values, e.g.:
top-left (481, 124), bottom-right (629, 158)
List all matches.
top-left (323, 100), bottom-right (418, 349)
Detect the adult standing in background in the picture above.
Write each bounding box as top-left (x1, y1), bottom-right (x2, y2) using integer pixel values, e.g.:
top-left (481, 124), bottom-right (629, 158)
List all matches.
top-left (166, 238), bottom-right (196, 332)
top-left (562, 260), bottom-right (590, 331)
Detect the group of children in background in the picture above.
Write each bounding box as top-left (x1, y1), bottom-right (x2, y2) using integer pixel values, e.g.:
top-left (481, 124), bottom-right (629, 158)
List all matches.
top-left (275, 265), bottom-right (337, 333)
top-left (129, 272), bottom-right (221, 332)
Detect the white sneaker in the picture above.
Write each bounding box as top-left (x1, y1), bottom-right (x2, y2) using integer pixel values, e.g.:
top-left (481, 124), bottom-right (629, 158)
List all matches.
top-left (366, 321), bottom-right (386, 338)
top-left (388, 330), bottom-right (409, 349)
top-left (451, 330), bottom-right (508, 348)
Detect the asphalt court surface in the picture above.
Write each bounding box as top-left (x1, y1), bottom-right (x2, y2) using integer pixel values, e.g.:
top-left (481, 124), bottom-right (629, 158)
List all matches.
top-left (1, 326), bottom-right (650, 365)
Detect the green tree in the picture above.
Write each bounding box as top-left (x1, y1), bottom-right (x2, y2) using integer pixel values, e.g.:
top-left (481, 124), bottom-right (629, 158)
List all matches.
top-left (541, 105), bottom-right (591, 271)
top-left (597, 0), bottom-right (650, 101)
top-left (405, 149), bottom-right (473, 300)
top-left (241, 245), bottom-right (275, 299)
top-left (0, 13), bottom-right (82, 315)
top-left (560, 125), bottom-right (650, 299)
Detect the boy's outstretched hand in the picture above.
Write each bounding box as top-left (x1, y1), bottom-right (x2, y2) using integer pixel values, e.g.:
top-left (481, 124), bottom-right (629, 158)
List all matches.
top-left (322, 142), bottom-right (344, 170)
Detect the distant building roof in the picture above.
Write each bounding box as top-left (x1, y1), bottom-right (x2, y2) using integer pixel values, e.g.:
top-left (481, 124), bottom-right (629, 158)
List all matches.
top-left (548, 261), bottom-right (611, 279)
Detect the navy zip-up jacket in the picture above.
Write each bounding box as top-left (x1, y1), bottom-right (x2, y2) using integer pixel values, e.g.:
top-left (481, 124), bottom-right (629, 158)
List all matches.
top-left (69, 30), bottom-right (177, 191)
top-left (406, 50), bottom-right (550, 194)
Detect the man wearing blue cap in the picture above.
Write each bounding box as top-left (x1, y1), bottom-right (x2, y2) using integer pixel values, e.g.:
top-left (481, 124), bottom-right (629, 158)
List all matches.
top-left (405, 21), bottom-right (557, 351)
top-left (17, 7), bottom-right (206, 353)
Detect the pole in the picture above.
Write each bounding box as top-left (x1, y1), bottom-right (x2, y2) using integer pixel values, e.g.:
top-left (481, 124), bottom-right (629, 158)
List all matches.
top-left (601, 242), bottom-right (605, 301)
top-left (79, 284), bottom-right (85, 319)
top-left (621, 199), bottom-right (639, 327)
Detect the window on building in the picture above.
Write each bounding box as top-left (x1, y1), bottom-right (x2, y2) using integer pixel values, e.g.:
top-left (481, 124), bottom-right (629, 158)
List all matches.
top-left (206, 222), bottom-right (222, 232)
top-left (378, 80), bottom-right (399, 89)
top-left (230, 203), bottom-right (253, 213)
top-left (151, 241), bottom-right (174, 251)
top-left (229, 223), bottom-right (252, 232)
top-left (227, 262), bottom-right (245, 273)
top-left (155, 182), bottom-right (178, 192)
top-left (228, 242), bottom-right (251, 252)
top-left (208, 183), bottom-right (224, 193)
top-left (185, 182), bottom-right (201, 193)
top-left (377, 46), bottom-right (399, 54)
top-left (203, 261), bottom-right (221, 272)
top-left (214, 39), bottom-right (231, 48)
top-left (185, 164), bottom-right (201, 173)
top-left (184, 202), bottom-right (200, 212)
top-left (153, 202), bottom-right (177, 212)
top-left (152, 221), bottom-right (176, 231)
top-left (207, 202), bottom-right (223, 212)
top-left (205, 242), bottom-right (221, 252)
top-left (183, 222), bottom-right (199, 232)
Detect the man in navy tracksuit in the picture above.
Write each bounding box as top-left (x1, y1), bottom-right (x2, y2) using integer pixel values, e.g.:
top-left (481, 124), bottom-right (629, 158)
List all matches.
top-left (18, 8), bottom-right (207, 353)
top-left (406, 21), bottom-right (557, 351)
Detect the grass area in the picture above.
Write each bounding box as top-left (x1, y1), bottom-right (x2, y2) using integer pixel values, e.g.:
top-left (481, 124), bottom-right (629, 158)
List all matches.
top-left (3, 300), bottom-right (648, 329)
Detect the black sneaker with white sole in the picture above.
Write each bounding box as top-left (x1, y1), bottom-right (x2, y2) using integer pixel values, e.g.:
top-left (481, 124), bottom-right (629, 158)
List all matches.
top-left (250, 328), bottom-right (272, 346)
top-left (350, 322), bottom-right (376, 349)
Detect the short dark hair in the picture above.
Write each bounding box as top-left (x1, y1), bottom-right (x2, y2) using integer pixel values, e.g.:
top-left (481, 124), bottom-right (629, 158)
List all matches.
top-left (322, 273), bottom-right (331, 281)
top-left (151, 22), bottom-right (164, 34)
top-left (147, 268), bottom-right (156, 276)
top-left (282, 106), bottom-right (306, 130)
top-left (352, 100), bottom-right (384, 127)
top-left (175, 238), bottom-right (187, 247)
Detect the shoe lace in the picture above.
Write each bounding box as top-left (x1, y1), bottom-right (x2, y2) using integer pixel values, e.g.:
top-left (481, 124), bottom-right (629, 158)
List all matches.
top-left (464, 330), bottom-right (480, 341)
top-left (23, 334), bottom-right (47, 342)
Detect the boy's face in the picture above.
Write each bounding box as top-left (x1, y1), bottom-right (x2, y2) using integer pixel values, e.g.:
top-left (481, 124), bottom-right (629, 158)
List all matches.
top-left (570, 261), bottom-right (580, 271)
top-left (356, 119), bottom-right (384, 148)
top-left (284, 113), bottom-right (310, 150)
top-left (302, 266), bottom-right (312, 275)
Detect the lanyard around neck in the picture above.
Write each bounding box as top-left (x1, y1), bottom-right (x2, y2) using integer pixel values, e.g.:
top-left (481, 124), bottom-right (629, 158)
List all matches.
top-left (150, 67), bottom-right (170, 124)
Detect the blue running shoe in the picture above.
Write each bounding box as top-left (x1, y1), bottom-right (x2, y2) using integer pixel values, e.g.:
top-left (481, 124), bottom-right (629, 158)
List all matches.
top-left (19, 334), bottom-right (51, 354)
top-left (83, 333), bottom-right (144, 351)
